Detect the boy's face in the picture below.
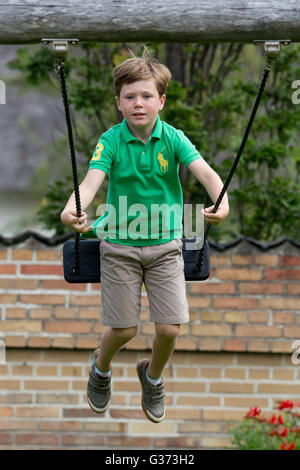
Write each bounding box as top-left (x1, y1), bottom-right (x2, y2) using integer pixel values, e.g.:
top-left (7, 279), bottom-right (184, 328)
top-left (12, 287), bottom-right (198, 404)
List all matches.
top-left (115, 79), bottom-right (166, 137)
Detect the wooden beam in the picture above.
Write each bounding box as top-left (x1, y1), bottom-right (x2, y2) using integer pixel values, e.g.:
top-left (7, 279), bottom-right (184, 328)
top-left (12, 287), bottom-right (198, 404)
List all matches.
top-left (0, 0), bottom-right (299, 44)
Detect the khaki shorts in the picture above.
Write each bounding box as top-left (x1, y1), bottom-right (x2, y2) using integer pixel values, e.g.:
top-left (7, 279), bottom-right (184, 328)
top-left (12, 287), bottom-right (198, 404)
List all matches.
top-left (99, 238), bottom-right (189, 328)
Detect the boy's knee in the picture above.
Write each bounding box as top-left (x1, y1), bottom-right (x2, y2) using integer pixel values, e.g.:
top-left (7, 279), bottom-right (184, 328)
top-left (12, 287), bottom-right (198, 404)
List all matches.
top-left (155, 323), bottom-right (180, 342)
top-left (112, 326), bottom-right (138, 343)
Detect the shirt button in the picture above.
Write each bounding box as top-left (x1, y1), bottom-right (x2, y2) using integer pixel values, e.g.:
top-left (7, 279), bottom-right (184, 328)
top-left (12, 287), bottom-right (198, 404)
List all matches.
top-left (142, 152), bottom-right (145, 155)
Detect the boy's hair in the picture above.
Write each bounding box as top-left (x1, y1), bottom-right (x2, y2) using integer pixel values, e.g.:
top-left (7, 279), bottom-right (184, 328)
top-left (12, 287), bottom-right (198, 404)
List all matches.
top-left (113, 46), bottom-right (172, 97)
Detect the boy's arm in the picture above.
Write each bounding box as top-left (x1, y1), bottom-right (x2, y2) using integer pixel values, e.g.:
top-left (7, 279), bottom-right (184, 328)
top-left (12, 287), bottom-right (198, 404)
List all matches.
top-left (188, 158), bottom-right (229, 224)
top-left (60, 169), bottom-right (106, 233)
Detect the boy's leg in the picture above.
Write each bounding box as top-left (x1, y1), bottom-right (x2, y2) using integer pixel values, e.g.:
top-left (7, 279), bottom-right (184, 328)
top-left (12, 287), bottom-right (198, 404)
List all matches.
top-left (95, 325), bottom-right (138, 371)
top-left (147, 323), bottom-right (180, 379)
top-left (87, 325), bottom-right (137, 414)
top-left (138, 239), bottom-right (188, 422)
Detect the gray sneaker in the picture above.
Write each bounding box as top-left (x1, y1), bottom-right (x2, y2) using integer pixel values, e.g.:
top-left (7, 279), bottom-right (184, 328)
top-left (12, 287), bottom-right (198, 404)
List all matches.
top-left (87, 350), bottom-right (111, 413)
top-left (136, 359), bottom-right (165, 423)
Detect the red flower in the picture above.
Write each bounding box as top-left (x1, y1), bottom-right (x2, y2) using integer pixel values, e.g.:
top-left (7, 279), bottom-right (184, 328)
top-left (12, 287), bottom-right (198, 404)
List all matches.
top-left (278, 415), bottom-right (284, 425)
top-left (278, 400), bottom-right (294, 410)
top-left (280, 428), bottom-right (288, 437)
top-left (270, 415), bottom-right (277, 424)
top-left (280, 441), bottom-right (295, 450)
top-left (290, 427), bottom-right (300, 434)
top-left (245, 406), bottom-right (261, 418)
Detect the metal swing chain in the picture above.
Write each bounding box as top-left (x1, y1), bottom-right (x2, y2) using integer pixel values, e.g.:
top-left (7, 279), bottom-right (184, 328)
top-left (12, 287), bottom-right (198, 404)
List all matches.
top-left (42, 39), bottom-right (81, 274)
top-left (195, 40), bottom-right (289, 272)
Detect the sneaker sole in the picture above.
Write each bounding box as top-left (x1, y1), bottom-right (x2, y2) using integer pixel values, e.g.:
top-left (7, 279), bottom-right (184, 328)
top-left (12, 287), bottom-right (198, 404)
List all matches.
top-left (87, 395), bottom-right (110, 414)
top-left (136, 360), bottom-right (165, 424)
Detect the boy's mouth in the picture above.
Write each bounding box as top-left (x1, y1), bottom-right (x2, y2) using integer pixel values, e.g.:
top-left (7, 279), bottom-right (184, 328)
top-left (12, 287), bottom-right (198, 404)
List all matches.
top-left (133, 113), bottom-right (146, 117)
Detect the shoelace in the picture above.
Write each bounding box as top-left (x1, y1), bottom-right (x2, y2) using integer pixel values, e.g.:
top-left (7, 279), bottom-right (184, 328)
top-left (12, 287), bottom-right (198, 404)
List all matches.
top-left (89, 367), bottom-right (111, 393)
top-left (144, 381), bottom-right (165, 403)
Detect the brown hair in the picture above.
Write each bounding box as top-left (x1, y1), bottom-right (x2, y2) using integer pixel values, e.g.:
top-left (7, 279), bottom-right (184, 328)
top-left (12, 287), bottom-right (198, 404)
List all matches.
top-left (113, 46), bottom-right (172, 97)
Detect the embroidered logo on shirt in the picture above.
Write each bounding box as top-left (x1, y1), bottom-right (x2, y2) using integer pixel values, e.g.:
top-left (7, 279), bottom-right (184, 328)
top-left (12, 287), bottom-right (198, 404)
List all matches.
top-left (91, 142), bottom-right (104, 161)
top-left (157, 146), bottom-right (168, 173)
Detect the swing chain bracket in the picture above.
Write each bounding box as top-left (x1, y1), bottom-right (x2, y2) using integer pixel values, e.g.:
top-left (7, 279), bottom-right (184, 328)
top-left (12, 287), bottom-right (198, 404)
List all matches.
top-left (41, 38), bottom-right (79, 73)
top-left (253, 39), bottom-right (291, 66)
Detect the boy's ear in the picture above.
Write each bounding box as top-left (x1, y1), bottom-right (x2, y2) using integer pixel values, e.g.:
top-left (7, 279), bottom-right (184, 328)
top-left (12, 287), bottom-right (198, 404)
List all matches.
top-left (159, 94), bottom-right (166, 110)
top-left (115, 96), bottom-right (121, 111)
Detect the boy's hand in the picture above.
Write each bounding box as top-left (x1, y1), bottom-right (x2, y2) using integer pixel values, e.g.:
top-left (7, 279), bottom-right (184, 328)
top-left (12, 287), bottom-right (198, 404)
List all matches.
top-left (201, 204), bottom-right (229, 225)
top-left (60, 210), bottom-right (94, 233)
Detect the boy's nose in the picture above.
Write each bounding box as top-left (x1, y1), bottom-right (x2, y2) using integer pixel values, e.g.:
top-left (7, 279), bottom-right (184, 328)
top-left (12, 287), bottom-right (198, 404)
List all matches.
top-left (134, 97), bottom-right (143, 107)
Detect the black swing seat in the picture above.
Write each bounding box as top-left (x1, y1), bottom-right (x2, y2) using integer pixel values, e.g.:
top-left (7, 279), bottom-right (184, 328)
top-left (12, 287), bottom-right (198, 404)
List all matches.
top-left (63, 238), bottom-right (210, 283)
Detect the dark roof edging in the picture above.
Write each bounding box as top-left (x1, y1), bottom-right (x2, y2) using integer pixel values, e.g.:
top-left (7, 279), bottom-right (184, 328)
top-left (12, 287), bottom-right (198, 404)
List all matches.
top-left (0, 231), bottom-right (299, 251)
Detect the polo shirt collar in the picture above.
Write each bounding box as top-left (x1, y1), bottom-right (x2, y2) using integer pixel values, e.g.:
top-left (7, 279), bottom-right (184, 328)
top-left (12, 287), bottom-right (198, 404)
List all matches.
top-left (121, 116), bottom-right (162, 143)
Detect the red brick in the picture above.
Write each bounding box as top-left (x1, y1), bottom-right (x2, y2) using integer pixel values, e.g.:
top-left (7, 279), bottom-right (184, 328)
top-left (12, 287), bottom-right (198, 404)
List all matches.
top-left (199, 338), bottom-right (222, 351)
top-left (154, 437), bottom-right (199, 448)
top-left (12, 250), bottom-right (33, 260)
top-left (0, 433), bottom-right (12, 444)
top-left (0, 407), bottom-right (13, 416)
top-left (214, 298), bottom-right (258, 309)
top-left (63, 408), bottom-right (102, 418)
top-left (224, 339), bottom-right (246, 351)
top-left (210, 255), bottom-right (229, 266)
top-left (0, 294), bottom-right (17, 304)
top-left (45, 322), bottom-right (90, 334)
top-left (273, 312), bottom-right (294, 324)
top-left (176, 337), bottom-right (198, 350)
top-left (187, 297), bottom-right (211, 308)
top-left (20, 294), bottom-right (65, 305)
top-left (0, 419), bottom-right (35, 430)
top-left (254, 254), bottom-right (278, 266)
top-left (36, 251), bottom-right (59, 261)
top-left (189, 283), bottom-right (235, 294)
top-left (232, 255), bottom-right (253, 265)
top-left (42, 280), bottom-right (86, 290)
top-left (5, 336), bottom-right (27, 347)
top-left (110, 408), bottom-right (145, 420)
top-left (261, 298), bottom-right (300, 310)
top-left (51, 338), bottom-right (75, 349)
top-left (239, 282), bottom-right (284, 294)
top-left (191, 324), bottom-right (232, 336)
top-left (216, 268), bottom-right (261, 281)
top-left (264, 269), bottom-right (300, 280)
top-left (70, 295), bottom-right (101, 306)
top-left (284, 326), bottom-right (300, 337)
top-left (0, 321), bottom-right (41, 333)
top-left (62, 434), bottom-right (105, 446)
top-left (108, 435), bottom-right (151, 447)
top-left (5, 308), bottom-right (27, 318)
top-left (0, 279), bottom-right (38, 290)
top-left (21, 265), bottom-right (63, 275)
top-left (279, 255), bottom-right (300, 266)
top-left (0, 265), bottom-right (16, 274)
top-left (287, 284), bottom-right (300, 294)
top-left (248, 340), bottom-right (270, 352)
top-left (236, 325), bottom-right (281, 338)
top-left (28, 337), bottom-right (51, 348)
top-left (16, 433), bottom-right (59, 445)
top-left (76, 337), bottom-right (99, 349)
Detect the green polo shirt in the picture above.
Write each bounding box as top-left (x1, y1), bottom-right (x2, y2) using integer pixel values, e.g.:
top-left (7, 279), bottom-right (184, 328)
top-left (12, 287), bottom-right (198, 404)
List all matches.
top-left (82, 116), bottom-right (202, 246)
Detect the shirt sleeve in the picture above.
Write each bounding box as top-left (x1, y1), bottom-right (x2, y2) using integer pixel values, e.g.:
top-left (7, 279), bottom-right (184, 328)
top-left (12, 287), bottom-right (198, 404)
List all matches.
top-left (89, 131), bottom-right (114, 174)
top-left (175, 130), bottom-right (203, 167)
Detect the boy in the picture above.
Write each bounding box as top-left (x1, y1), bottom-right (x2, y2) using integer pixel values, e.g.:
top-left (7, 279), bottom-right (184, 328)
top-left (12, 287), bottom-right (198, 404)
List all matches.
top-left (61, 48), bottom-right (229, 423)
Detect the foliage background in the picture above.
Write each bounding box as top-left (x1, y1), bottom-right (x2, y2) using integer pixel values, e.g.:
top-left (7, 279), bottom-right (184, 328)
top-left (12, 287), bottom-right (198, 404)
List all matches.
top-left (7, 42), bottom-right (300, 240)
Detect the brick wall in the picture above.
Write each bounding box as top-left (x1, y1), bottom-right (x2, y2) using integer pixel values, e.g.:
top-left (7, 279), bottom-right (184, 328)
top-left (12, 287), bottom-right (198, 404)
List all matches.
top-left (0, 237), bottom-right (300, 449)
